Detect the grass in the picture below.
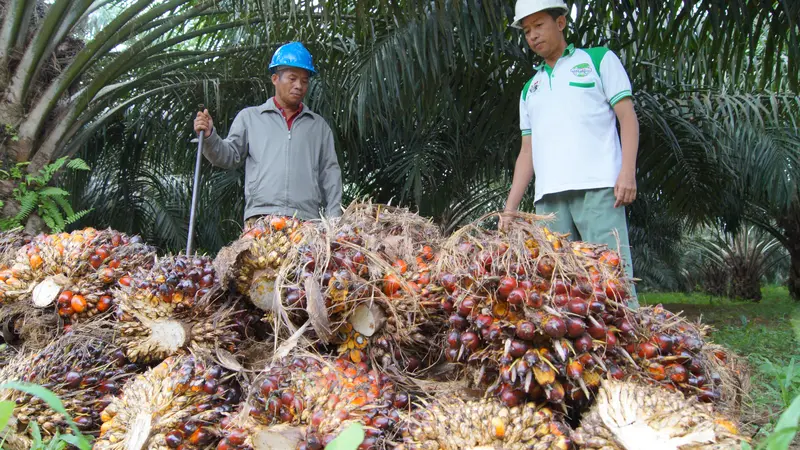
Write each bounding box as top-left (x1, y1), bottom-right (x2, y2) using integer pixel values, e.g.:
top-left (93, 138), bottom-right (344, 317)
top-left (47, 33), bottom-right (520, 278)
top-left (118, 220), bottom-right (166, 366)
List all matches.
top-left (640, 286), bottom-right (800, 443)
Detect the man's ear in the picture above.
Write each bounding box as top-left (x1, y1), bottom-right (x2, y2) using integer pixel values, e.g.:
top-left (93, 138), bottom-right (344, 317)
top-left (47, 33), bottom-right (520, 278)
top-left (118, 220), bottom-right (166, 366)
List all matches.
top-left (271, 73), bottom-right (280, 85)
top-left (557, 15), bottom-right (566, 32)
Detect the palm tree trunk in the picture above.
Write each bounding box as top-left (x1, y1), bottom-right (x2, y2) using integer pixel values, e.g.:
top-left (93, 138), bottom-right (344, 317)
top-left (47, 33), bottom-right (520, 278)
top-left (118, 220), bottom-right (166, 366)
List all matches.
top-left (779, 208), bottom-right (800, 301)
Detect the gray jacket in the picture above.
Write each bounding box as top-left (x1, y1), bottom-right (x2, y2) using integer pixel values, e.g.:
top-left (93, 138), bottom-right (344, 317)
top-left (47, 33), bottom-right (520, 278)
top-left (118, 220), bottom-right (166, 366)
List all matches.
top-left (203, 98), bottom-right (343, 221)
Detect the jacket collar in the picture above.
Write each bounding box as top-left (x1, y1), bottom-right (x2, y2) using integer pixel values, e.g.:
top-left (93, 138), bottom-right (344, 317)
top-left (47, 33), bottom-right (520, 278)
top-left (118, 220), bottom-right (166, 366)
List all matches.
top-left (257, 97), bottom-right (315, 118)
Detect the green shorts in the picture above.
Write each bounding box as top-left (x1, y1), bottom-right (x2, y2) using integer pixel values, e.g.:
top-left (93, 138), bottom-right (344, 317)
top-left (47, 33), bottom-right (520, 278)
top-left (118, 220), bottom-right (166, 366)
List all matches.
top-left (535, 187), bottom-right (638, 308)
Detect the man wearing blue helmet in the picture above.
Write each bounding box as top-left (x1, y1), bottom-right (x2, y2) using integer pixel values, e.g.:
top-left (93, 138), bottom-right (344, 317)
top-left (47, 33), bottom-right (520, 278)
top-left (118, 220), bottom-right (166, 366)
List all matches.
top-left (194, 42), bottom-right (343, 225)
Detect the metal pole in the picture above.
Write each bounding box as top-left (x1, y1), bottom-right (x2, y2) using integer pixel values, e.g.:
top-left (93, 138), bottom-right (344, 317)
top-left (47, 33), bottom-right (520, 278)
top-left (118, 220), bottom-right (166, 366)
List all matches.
top-left (186, 105), bottom-right (205, 256)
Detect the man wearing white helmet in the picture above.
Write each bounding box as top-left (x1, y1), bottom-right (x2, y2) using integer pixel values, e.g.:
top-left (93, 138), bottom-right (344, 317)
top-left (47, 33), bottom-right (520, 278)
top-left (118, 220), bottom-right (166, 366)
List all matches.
top-left (193, 42), bottom-right (343, 226)
top-left (501, 0), bottom-right (640, 307)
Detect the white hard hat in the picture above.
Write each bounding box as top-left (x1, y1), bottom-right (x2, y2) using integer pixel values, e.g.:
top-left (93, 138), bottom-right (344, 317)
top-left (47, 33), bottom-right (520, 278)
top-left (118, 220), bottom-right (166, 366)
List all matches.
top-left (511, 0), bottom-right (568, 29)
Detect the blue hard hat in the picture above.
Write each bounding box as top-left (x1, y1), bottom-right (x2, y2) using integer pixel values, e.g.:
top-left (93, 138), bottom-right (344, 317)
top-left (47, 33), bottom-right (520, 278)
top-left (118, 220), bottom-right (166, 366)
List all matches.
top-left (269, 42), bottom-right (317, 76)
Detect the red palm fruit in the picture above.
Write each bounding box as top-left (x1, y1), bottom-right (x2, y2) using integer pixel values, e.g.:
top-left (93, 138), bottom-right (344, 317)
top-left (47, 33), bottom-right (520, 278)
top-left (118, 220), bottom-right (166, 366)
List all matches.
top-left (500, 388), bottom-right (524, 407)
top-left (440, 273), bottom-right (458, 293)
top-left (638, 342), bottom-right (659, 359)
top-left (666, 364), bottom-right (688, 383)
top-left (497, 277), bottom-right (517, 299)
top-left (617, 319), bottom-right (636, 338)
top-left (165, 431), bottom-right (184, 448)
top-left (461, 332), bottom-right (480, 352)
top-left (587, 319), bottom-right (607, 340)
top-left (574, 334), bottom-right (593, 353)
top-left (543, 316), bottom-right (567, 338)
top-left (449, 314), bottom-right (468, 330)
top-left (519, 279), bottom-right (534, 291)
top-left (588, 300), bottom-right (605, 314)
top-left (553, 294), bottom-right (569, 307)
top-left (570, 279), bottom-right (592, 299)
top-left (537, 258), bottom-right (554, 278)
top-left (97, 295), bottom-right (112, 312)
top-left (607, 362), bottom-right (625, 380)
top-left (441, 296), bottom-right (455, 314)
top-left (599, 251), bottom-right (620, 267)
top-left (647, 362), bottom-right (666, 381)
top-left (566, 360), bottom-right (584, 379)
top-left (475, 314), bottom-right (493, 329)
top-left (687, 358), bottom-right (704, 375)
top-left (567, 298), bottom-right (589, 316)
top-left (509, 339), bottom-right (529, 358)
top-left (526, 292), bottom-right (544, 308)
top-left (515, 321), bottom-right (536, 341)
top-left (57, 290), bottom-right (74, 306)
top-left (446, 330), bottom-right (461, 348)
top-left (552, 279), bottom-right (568, 295)
top-left (457, 297), bottom-right (477, 317)
top-left (653, 334), bottom-right (676, 354)
top-left (507, 288), bottom-right (526, 306)
top-left (605, 330), bottom-right (618, 348)
top-left (698, 388), bottom-right (720, 403)
top-left (90, 254), bottom-right (103, 269)
top-left (70, 295), bottom-right (87, 313)
top-left (545, 382), bottom-right (565, 403)
top-left (604, 279), bottom-right (627, 299)
top-left (565, 317), bottom-right (586, 338)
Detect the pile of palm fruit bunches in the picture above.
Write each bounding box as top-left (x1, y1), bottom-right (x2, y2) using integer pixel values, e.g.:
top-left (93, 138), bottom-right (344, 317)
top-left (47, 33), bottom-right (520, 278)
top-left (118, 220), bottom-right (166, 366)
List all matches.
top-left (0, 202), bottom-right (750, 449)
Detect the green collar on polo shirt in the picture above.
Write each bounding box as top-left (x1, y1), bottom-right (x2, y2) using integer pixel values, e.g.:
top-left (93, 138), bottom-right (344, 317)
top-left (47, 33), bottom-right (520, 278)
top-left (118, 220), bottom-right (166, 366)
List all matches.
top-left (534, 43), bottom-right (576, 74)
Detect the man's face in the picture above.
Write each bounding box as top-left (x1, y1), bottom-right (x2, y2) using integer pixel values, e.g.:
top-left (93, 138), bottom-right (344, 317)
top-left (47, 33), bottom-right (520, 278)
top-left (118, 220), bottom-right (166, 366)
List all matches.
top-left (521, 11), bottom-right (566, 58)
top-left (271, 67), bottom-right (310, 107)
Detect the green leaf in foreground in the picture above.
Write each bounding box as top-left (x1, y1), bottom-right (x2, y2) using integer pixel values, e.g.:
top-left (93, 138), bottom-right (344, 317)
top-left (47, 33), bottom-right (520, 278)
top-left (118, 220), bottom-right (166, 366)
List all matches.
top-left (760, 393), bottom-right (800, 450)
top-left (0, 400), bottom-right (14, 431)
top-left (325, 423), bottom-right (365, 450)
top-left (0, 381), bottom-right (92, 450)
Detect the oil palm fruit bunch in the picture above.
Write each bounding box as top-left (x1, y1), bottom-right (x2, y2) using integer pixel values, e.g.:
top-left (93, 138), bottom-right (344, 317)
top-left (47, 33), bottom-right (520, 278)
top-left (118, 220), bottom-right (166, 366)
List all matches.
top-left (113, 255), bottom-right (244, 363)
top-left (239, 355), bottom-right (403, 449)
top-left (0, 228), bottom-right (153, 320)
top-left (95, 353), bottom-right (241, 450)
top-left (0, 331), bottom-right (143, 449)
top-left (622, 305), bottom-right (745, 409)
top-left (572, 378), bottom-right (745, 449)
top-left (395, 393), bottom-right (572, 450)
top-left (436, 216), bottom-right (636, 410)
top-left (214, 215), bottom-right (303, 312)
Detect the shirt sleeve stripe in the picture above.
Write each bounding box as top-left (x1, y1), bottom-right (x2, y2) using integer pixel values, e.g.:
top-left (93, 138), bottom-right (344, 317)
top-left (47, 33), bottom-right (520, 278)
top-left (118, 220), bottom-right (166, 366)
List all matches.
top-left (521, 129), bottom-right (532, 136)
top-left (609, 90), bottom-right (632, 106)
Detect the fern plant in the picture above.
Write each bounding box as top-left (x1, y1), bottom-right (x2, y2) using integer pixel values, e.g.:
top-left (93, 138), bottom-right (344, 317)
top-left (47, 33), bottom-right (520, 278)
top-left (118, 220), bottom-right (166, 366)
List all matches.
top-left (0, 157), bottom-right (92, 233)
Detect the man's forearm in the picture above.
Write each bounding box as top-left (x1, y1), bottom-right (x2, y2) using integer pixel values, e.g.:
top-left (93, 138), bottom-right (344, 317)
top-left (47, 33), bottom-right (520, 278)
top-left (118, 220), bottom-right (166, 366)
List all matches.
top-left (505, 154), bottom-right (534, 211)
top-left (616, 101), bottom-right (639, 174)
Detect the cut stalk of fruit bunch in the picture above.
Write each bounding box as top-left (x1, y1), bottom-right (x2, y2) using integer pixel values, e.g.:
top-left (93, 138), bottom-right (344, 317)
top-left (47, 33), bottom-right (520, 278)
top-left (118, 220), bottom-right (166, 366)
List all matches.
top-left (572, 378), bottom-right (746, 449)
top-left (214, 216), bottom-right (304, 312)
top-left (95, 353), bottom-right (241, 450)
top-left (395, 393), bottom-right (572, 450)
top-left (0, 329), bottom-right (144, 449)
top-left (239, 354), bottom-right (403, 449)
top-left (113, 255), bottom-right (246, 363)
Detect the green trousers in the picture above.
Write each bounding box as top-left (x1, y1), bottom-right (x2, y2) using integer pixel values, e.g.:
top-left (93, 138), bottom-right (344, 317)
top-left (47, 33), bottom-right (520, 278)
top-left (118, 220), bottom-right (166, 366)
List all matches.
top-left (535, 187), bottom-right (639, 308)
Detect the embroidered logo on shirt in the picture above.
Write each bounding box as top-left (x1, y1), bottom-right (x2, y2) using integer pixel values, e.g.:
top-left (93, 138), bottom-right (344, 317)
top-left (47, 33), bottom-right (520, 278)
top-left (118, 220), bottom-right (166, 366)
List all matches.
top-left (529, 80), bottom-right (541, 95)
top-left (570, 63), bottom-right (592, 77)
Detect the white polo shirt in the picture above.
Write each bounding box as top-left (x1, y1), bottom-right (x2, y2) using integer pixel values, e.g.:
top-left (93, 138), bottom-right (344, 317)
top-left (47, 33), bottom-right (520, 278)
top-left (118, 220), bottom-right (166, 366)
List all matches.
top-left (520, 44), bottom-right (632, 202)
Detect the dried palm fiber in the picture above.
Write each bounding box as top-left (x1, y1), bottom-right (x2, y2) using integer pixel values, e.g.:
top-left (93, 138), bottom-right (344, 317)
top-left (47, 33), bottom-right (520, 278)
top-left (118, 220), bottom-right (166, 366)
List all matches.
top-left (214, 215), bottom-right (305, 312)
top-left (224, 354), bottom-right (405, 449)
top-left (394, 392), bottom-right (572, 450)
top-left (0, 302), bottom-right (59, 350)
top-left (0, 327), bottom-right (144, 449)
top-left (273, 202), bottom-right (448, 376)
top-left (434, 211), bottom-right (635, 411)
top-left (572, 378), bottom-right (746, 449)
top-left (622, 305), bottom-right (749, 415)
top-left (0, 228), bottom-right (154, 326)
top-left (0, 341), bottom-right (18, 368)
top-left (95, 352), bottom-right (242, 450)
top-left (113, 254), bottom-right (250, 364)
